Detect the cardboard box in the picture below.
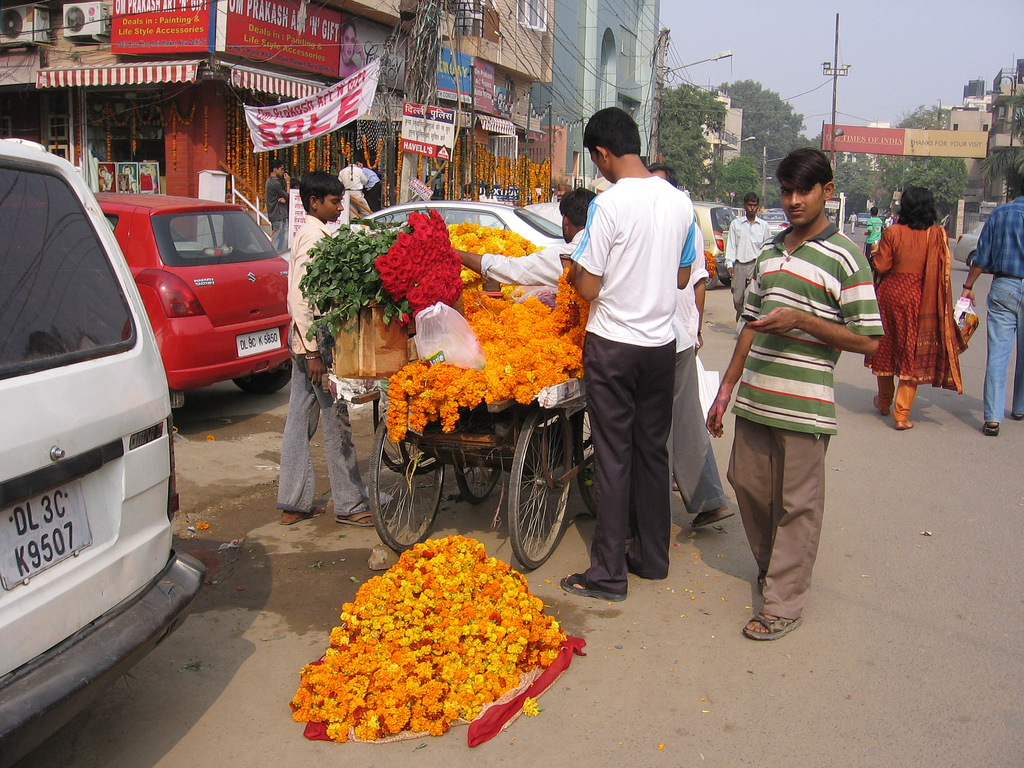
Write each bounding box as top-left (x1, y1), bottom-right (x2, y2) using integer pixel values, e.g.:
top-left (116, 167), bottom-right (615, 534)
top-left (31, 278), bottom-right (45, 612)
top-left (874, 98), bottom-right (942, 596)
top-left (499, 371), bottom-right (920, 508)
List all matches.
top-left (332, 305), bottom-right (410, 378)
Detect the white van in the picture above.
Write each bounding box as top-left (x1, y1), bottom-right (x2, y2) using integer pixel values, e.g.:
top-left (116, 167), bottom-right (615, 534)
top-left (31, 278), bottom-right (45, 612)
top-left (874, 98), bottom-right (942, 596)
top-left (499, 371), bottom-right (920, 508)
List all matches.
top-left (0, 140), bottom-right (204, 765)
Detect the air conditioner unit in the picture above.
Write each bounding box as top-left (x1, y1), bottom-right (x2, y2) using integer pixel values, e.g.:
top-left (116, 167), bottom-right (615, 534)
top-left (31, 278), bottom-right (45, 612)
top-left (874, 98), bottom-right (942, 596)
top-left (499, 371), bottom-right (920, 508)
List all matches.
top-left (63, 2), bottom-right (110, 42)
top-left (0, 5), bottom-right (50, 46)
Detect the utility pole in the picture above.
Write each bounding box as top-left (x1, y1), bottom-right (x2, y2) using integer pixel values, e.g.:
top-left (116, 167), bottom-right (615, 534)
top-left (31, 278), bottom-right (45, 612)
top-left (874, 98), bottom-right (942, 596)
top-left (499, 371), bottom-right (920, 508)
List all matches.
top-left (822, 13), bottom-right (849, 166)
top-left (648, 28), bottom-right (669, 162)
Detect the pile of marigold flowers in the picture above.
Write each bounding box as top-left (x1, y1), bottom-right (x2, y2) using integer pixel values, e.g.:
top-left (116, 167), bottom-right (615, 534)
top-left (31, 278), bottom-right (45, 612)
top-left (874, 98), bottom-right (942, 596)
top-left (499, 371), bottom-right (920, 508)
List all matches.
top-left (386, 270), bottom-right (589, 441)
top-left (448, 223), bottom-right (541, 289)
top-left (290, 535), bottom-right (566, 742)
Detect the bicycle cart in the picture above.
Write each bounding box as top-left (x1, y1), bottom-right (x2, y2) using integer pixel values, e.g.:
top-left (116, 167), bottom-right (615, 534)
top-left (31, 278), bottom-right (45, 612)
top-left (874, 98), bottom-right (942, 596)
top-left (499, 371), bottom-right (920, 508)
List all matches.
top-left (355, 383), bottom-right (596, 571)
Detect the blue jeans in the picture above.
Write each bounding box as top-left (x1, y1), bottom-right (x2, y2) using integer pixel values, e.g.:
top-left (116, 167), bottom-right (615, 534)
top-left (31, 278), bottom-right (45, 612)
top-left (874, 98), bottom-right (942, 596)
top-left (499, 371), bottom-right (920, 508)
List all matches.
top-left (983, 277), bottom-right (1024, 422)
top-left (271, 219), bottom-right (287, 253)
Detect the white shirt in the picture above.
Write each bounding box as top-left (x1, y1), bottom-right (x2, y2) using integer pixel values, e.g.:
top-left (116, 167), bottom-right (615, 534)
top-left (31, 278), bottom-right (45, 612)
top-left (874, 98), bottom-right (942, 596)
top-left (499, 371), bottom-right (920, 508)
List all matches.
top-left (572, 176), bottom-right (697, 347)
top-left (480, 230), bottom-right (581, 287)
top-left (674, 225), bottom-right (708, 352)
top-left (287, 217), bottom-right (333, 354)
top-left (724, 215), bottom-right (771, 268)
top-left (338, 164), bottom-right (367, 191)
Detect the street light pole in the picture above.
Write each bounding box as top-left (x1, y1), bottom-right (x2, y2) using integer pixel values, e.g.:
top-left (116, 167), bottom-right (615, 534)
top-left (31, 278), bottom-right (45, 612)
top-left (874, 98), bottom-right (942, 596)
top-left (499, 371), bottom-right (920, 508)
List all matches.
top-left (822, 13), bottom-right (850, 166)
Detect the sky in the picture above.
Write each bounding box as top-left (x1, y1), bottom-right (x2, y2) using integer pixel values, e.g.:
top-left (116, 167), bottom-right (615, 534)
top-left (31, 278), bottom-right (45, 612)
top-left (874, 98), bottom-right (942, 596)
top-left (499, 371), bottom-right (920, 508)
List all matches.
top-left (659, 0), bottom-right (1023, 135)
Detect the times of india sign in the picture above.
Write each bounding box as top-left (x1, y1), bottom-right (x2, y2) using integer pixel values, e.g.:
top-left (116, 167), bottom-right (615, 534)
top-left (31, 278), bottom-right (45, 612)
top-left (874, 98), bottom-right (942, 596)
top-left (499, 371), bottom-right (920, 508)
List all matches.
top-left (822, 124), bottom-right (988, 159)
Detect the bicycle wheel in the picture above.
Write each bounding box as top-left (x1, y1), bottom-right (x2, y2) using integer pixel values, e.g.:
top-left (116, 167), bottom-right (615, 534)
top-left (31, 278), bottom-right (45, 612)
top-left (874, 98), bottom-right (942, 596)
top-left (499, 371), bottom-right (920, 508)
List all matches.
top-left (572, 409), bottom-right (597, 516)
top-left (369, 421), bottom-right (445, 552)
top-left (508, 409), bottom-right (572, 570)
top-left (454, 459), bottom-right (501, 504)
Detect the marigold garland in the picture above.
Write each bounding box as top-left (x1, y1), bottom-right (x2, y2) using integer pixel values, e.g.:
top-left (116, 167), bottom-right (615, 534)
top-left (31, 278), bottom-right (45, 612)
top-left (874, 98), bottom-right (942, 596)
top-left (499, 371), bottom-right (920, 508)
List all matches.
top-left (386, 270), bottom-right (588, 442)
top-left (290, 535), bottom-right (566, 743)
top-left (704, 249), bottom-right (717, 279)
top-left (448, 223), bottom-right (541, 289)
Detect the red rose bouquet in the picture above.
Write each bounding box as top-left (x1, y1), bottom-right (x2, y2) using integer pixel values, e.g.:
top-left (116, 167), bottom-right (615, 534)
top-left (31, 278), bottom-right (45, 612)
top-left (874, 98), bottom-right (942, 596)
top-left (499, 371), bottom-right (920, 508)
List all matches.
top-left (375, 210), bottom-right (462, 315)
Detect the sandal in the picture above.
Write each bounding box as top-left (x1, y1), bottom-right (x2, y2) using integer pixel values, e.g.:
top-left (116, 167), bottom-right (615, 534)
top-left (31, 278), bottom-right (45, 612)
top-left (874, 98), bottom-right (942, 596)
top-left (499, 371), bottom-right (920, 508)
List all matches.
top-left (742, 613), bottom-right (802, 641)
top-left (894, 421), bottom-right (914, 431)
top-left (560, 573), bottom-right (626, 602)
top-left (983, 422), bottom-right (1000, 437)
top-left (692, 508), bottom-right (735, 528)
top-left (279, 507), bottom-right (326, 526)
top-left (336, 509), bottom-right (374, 527)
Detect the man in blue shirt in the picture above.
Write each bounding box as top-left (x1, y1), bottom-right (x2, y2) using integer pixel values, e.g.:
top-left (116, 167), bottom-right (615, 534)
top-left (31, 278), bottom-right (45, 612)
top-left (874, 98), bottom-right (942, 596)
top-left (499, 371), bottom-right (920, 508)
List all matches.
top-left (961, 177), bottom-right (1024, 436)
top-left (357, 159), bottom-right (382, 211)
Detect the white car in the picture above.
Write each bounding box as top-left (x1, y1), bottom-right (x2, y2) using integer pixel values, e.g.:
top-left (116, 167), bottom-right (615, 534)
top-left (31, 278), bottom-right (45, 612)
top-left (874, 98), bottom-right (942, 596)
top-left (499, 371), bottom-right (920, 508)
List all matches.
top-left (0, 139), bottom-right (204, 765)
top-left (953, 224), bottom-right (983, 265)
top-left (760, 209), bottom-right (789, 238)
top-left (366, 200), bottom-right (564, 248)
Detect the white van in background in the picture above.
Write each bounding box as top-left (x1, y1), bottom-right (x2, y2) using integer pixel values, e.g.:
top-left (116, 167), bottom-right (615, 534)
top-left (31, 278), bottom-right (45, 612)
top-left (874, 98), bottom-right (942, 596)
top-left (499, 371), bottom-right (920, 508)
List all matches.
top-left (0, 139), bottom-right (204, 766)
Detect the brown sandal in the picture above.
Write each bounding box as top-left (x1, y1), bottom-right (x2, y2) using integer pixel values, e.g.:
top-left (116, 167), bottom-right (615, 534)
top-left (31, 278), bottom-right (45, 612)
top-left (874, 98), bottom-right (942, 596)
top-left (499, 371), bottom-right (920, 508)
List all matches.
top-left (336, 509), bottom-right (374, 527)
top-left (279, 507), bottom-right (326, 525)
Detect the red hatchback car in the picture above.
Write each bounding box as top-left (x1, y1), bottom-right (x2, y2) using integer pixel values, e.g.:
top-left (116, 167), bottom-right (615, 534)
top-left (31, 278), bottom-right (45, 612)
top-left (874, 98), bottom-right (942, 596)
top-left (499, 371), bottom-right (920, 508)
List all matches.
top-left (97, 194), bottom-right (291, 404)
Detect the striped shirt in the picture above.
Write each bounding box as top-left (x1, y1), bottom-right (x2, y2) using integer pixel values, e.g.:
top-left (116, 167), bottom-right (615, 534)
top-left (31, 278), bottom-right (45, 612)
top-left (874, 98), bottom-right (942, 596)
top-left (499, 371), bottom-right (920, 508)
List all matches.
top-left (733, 223), bottom-right (882, 435)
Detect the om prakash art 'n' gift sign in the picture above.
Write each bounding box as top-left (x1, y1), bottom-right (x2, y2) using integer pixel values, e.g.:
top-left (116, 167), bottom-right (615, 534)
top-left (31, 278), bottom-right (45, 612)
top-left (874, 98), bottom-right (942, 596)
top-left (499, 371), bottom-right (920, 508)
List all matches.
top-left (110, 0), bottom-right (211, 53)
top-left (224, 0), bottom-right (343, 77)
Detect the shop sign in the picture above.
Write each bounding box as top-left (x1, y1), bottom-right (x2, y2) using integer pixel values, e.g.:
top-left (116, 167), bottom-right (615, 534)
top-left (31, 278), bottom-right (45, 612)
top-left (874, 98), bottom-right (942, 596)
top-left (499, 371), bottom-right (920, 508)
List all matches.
top-left (400, 102), bottom-right (455, 158)
top-left (342, 13), bottom-right (407, 91)
top-left (408, 178), bottom-right (433, 201)
top-left (243, 61), bottom-right (380, 152)
top-left (110, 0), bottom-right (211, 53)
top-left (821, 124), bottom-right (989, 159)
top-left (437, 48), bottom-right (472, 103)
top-left (473, 61), bottom-right (494, 114)
top-left (492, 84), bottom-right (513, 119)
top-left (224, 0), bottom-right (343, 77)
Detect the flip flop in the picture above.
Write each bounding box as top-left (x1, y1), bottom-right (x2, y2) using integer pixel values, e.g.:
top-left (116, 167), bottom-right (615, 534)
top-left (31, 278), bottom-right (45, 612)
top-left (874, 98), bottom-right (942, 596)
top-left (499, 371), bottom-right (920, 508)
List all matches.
top-left (560, 573), bottom-right (626, 602)
top-left (692, 508), bottom-right (735, 528)
top-left (336, 509), bottom-right (374, 527)
top-left (742, 613), bottom-right (802, 640)
top-left (279, 506), bottom-right (326, 526)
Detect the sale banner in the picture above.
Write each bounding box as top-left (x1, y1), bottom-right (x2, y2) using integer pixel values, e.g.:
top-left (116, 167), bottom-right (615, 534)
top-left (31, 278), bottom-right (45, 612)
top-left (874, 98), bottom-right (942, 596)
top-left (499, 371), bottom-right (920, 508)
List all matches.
top-left (243, 61), bottom-right (380, 152)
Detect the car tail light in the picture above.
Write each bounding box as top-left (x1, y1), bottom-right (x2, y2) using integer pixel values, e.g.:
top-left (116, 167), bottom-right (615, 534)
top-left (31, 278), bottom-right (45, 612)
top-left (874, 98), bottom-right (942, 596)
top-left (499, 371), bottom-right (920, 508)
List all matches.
top-left (956, 235), bottom-right (963, 244)
top-left (715, 232), bottom-right (725, 251)
top-left (167, 416), bottom-right (179, 520)
top-left (135, 269), bottom-right (206, 317)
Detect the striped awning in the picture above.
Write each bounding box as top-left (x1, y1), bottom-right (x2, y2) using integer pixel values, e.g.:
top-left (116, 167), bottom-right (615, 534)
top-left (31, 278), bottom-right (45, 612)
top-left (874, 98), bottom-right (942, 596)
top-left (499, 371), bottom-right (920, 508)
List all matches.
top-left (36, 60), bottom-right (201, 89)
top-left (229, 65), bottom-right (328, 100)
top-left (478, 115), bottom-right (516, 135)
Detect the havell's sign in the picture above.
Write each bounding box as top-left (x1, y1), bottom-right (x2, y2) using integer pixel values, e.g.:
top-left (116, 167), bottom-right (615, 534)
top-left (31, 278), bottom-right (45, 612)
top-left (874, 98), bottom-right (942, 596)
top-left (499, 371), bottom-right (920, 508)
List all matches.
top-left (822, 124), bottom-right (988, 159)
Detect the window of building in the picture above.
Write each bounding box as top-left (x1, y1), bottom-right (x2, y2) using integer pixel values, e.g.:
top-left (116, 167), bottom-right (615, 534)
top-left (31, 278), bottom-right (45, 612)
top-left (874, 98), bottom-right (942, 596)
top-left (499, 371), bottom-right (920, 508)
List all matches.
top-left (518, 0), bottom-right (547, 31)
top-left (453, 0), bottom-right (483, 36)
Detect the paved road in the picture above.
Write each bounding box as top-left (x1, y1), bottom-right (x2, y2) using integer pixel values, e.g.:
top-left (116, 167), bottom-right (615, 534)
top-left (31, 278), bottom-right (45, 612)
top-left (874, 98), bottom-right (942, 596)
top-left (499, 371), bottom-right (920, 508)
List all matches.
top-left (17, 261), bottom-right (1024, 767)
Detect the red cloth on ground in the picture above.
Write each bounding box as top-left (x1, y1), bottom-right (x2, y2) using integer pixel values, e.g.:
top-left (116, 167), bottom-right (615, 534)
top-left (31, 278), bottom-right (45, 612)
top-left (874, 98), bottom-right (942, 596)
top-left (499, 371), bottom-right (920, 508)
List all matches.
top-left (301, 635), bottom-right (587, 745)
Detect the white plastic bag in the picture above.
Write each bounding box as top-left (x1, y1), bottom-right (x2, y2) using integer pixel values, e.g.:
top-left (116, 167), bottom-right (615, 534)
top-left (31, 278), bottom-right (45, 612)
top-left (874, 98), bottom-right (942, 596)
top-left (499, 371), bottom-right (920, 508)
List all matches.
top-left (414, 302), bottom-right (486, 369)
top-left (696, 355), bottom-right (719, 420)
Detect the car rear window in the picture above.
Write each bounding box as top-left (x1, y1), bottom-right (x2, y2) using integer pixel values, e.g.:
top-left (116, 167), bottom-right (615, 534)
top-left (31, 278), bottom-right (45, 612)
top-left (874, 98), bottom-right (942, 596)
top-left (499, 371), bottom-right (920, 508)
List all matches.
top-left (152, 210), bottom-right (278, 267)
top-left (710, 207), bottom-right (733, 233)
top-left (514, 208), bottom-right (563, 239)
top-left (0, 163), bottom-right (135, 381)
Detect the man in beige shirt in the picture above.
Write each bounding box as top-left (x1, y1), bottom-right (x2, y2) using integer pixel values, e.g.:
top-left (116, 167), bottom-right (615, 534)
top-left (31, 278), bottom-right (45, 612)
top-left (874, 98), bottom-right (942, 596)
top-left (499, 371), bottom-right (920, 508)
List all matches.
top-left (278, 171), bottom-right (370, 527)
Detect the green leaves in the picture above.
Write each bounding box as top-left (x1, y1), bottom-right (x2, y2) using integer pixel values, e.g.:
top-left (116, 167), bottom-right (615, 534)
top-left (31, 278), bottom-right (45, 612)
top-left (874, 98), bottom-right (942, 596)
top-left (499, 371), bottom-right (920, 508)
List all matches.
top-left (299, 223), bottom-right (412, 338)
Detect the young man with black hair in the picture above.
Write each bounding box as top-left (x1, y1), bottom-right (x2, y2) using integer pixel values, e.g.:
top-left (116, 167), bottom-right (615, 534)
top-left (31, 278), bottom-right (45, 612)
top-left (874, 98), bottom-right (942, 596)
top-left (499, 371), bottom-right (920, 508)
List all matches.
top-left (277, 171), bottom-right (370, 527)
top-left (265, 159), bottom-right (290, 253)
top-left (455, 187), bottom-right (596, 287)
top-left (560, 107), bottom-right (697, 602)
top-left (707, 148), bottom-right (882, 639)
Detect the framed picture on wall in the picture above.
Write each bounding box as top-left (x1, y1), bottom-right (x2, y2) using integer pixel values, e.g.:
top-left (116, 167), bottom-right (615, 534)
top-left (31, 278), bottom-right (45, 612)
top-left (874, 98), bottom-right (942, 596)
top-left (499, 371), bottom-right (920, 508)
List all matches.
top-left (98, 162), bottom-right (116, 193)
top-left (139, 161), bottom-right (159, 193)
top-left (116, 162), bottom-right (140, 194)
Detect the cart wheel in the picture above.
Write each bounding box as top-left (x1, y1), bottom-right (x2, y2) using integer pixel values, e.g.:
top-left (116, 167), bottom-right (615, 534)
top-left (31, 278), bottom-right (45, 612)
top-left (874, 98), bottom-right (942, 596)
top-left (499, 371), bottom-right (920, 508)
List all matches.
top-left (572, 410), bottom-right (597, 516)
top-left (508, 409), bottom-right (572, 570)
top-left (454, 460), bottom-right (501, 504)
top-left (369, 422), bottom-right (445, 552)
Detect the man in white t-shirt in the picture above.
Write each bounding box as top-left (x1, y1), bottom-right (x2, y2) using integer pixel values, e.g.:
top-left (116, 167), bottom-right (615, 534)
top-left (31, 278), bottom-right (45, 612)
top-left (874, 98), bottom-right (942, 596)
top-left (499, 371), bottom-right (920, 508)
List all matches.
top-left (561, 108), bottom-right (697, 602)
top-left (455, 188), bottom-right (595, 287)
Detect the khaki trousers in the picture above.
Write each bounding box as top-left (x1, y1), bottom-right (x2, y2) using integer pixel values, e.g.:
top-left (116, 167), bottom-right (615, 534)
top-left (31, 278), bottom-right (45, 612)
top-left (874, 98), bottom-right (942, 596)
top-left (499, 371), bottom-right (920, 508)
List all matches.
top-left (728, 417), bottom-right (830, 619)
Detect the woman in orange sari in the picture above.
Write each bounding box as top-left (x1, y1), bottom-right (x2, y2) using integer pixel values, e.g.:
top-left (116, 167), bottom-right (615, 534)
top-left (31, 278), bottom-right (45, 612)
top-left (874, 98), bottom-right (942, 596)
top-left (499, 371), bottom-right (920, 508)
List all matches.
top-left (867, 186), bottom-right (966, 430)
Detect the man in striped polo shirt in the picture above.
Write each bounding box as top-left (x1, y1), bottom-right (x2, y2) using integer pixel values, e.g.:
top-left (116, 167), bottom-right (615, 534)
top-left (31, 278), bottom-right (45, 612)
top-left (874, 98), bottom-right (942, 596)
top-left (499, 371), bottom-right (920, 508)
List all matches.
top-left (706, 148), bottom-right (882, 640)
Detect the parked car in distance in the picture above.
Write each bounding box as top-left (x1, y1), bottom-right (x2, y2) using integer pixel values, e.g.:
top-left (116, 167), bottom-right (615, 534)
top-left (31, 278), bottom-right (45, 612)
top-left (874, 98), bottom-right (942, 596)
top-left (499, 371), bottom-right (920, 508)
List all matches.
top-left (97, 194), bottom-right (292, 406)
top-left (692, 201), bottom-right (736, 288)
top-left (857, 212), bottom-right (872, 226)
top-left (366, 200), bottom-right (564, 248)
top-left (0, 139), bottom-right (204, 767)
top-left (953, 223), bottom-right (983, 265)
top-left (760, 208), bottom-right (789, 238)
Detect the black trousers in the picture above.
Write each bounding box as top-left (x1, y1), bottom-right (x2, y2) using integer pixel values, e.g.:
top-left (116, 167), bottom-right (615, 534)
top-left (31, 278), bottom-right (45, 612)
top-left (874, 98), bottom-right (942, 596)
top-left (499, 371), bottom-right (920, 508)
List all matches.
top-left (365, 183), bottom-right (382, 211)
top-left (582, 333), bottom-right (676, 594)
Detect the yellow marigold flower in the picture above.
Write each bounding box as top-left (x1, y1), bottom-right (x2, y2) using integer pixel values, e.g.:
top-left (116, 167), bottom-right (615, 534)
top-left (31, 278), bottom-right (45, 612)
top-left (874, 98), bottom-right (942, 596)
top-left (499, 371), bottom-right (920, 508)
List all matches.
top-left (523, 697), bottom-right (541, 716)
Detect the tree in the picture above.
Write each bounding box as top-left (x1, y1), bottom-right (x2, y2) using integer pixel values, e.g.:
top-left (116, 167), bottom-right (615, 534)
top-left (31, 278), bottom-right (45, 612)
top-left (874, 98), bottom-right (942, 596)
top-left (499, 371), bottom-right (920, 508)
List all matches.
top-left (876, 105), bottom-right (969, 216)
top-left (982, 94), bottom-right (1024, 201)
top-left (833, 157), bottom-right (882, 213)
top-left (658, 84), bottom-right (727, 196)
top-left (717, 156), bottom-right (761, 203)
top-left (719, 80), bottom-right (808, 165)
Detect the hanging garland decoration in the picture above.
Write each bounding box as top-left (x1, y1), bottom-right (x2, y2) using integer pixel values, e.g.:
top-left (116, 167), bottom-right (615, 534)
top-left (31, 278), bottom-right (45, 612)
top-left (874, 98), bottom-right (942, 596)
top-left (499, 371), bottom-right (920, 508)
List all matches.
top-left (203, 105), bottom-right (209, 153)
top-left (168, 100), bottom-right (197, 170)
